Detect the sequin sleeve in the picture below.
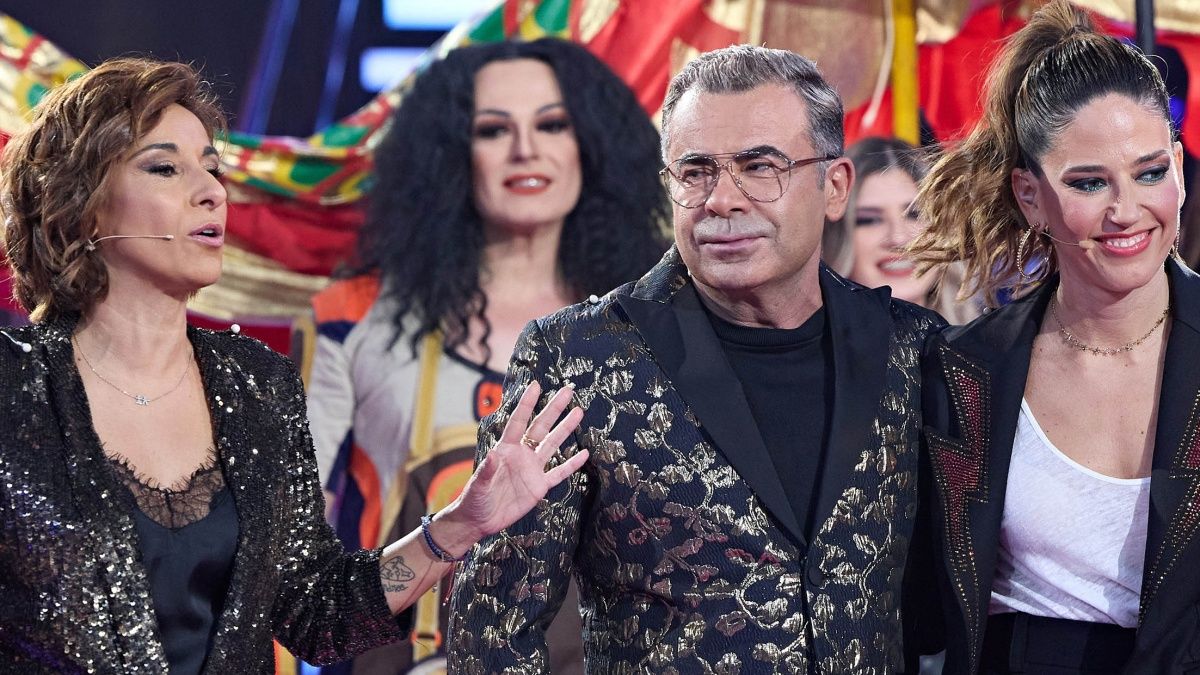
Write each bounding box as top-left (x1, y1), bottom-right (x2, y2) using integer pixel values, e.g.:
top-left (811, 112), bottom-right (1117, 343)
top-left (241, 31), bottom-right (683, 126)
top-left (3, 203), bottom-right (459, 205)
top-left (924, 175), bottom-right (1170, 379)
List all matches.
top-left (447, 320), bottom-right (588, 674)
top-left (269, 357), bottom-right (413, 664)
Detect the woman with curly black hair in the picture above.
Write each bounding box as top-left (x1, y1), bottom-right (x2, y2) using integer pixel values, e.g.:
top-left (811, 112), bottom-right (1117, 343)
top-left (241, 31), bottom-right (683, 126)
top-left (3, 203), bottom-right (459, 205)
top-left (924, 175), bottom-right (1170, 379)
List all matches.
top-left (305, 38), bottom-right (667, 674)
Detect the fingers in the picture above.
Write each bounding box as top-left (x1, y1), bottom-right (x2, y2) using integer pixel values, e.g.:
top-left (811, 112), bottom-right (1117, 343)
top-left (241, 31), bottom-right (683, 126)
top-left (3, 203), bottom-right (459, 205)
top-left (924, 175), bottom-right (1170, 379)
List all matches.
top-left (497, 380), bottom-right (541, 445)
top-left (523, 384), bottom-right (575, 447)
top-left (543, 448), bottom-right (589, 486)
top-left (534, 405), bottom-right (583, 458)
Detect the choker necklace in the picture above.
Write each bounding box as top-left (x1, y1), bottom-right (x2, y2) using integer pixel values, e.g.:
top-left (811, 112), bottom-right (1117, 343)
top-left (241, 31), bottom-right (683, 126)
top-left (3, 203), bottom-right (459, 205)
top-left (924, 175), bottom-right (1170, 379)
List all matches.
top-left (1049, 298), bottom-right (1169, 356)
top-left (73, 335), bottom-right (191, 406)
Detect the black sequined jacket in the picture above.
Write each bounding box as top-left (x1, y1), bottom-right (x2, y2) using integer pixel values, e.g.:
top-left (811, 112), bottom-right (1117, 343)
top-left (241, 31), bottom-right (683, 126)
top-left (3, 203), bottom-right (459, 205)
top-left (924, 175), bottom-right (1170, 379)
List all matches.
top-left (448, 248), bottom-right (945, 674)
top-left (0, 317), bottom-right (411, 673)
top-left (918, 257), bottom-right (1200, 674)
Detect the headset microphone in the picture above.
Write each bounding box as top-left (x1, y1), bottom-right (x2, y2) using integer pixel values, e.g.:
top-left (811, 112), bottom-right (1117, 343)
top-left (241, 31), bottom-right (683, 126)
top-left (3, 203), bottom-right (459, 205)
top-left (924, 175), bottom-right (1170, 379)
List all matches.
top-left (85, 234), bottom-right (175, 252)
top-left (1042, 230), bottom-right (1095, 251)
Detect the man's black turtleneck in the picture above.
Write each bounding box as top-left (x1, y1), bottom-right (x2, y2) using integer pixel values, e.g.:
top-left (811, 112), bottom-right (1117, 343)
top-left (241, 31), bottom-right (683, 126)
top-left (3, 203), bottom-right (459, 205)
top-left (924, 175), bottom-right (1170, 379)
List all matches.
top-left (704, 304), bottom-right (834, 541)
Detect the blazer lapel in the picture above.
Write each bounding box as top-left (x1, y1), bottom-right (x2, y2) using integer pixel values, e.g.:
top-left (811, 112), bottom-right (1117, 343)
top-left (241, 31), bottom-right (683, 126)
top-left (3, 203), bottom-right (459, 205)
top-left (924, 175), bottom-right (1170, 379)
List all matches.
top-left (927, 282), bottom-right (1048, 660)
top-left (40, 318), bottom-right (167, 671)
top-left (189, 328), bottom-right (262, 673)
top-left (968, 285), bottom-right (1047, 622)
top-left (1141, 258), bottom-right (1200, 623)
top-left (616, 256), bottom-right (806, 547)
top-left (811, 269), bottom-right (894, 531)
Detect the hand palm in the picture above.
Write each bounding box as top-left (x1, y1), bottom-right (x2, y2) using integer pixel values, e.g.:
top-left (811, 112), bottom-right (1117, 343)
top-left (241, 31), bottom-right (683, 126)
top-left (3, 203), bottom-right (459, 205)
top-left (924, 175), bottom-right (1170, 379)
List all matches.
top-left (456, 381), bottom-right (587, 538)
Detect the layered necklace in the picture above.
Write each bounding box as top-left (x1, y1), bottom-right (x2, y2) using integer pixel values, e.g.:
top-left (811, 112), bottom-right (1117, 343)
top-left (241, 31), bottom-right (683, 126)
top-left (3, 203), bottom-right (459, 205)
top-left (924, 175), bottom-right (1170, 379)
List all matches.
top-left (73, 335), bottom-right (192, 406)
top-left (1049, 297), bottom-right (1170, 357)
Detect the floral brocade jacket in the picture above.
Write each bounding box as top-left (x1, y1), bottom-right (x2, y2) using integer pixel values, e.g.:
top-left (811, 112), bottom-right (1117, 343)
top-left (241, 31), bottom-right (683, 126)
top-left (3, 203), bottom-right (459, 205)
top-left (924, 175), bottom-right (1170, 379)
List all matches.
top-left (448, 248), bottom-right (945, 674)
top-left (0, 317), bottom-right (409, 673)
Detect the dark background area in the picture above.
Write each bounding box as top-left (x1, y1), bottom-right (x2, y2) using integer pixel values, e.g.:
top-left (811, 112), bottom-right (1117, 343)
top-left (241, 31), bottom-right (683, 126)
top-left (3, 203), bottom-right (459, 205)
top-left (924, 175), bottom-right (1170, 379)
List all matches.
top-left (1, 0), bottom-right (451, 137)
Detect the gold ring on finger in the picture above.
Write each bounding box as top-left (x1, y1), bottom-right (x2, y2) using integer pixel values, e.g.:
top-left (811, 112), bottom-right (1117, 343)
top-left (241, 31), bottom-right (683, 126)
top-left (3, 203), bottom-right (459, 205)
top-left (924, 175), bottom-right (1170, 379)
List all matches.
top-left (520, 433), bottom-right (541, 449)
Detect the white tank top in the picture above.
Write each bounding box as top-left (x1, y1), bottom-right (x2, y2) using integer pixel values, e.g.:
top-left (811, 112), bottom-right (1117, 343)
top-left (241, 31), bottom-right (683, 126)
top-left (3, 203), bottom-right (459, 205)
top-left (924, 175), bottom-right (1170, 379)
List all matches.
top-left (988, 399), bottom-right (1150, 628)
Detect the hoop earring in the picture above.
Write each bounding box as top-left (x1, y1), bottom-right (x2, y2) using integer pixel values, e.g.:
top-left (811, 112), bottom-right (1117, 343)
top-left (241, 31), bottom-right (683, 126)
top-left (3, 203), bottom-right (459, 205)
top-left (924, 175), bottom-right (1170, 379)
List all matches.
top-left (1016, 224), bottom-right (1038, 285)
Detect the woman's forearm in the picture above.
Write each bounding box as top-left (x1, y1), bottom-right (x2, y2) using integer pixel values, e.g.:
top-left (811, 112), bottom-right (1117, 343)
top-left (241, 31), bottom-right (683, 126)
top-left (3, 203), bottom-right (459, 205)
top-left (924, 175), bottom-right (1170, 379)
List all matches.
top-left (379, 507), bottom-right (480, 615)
top-left (379, 381), bottom-right (586, 615)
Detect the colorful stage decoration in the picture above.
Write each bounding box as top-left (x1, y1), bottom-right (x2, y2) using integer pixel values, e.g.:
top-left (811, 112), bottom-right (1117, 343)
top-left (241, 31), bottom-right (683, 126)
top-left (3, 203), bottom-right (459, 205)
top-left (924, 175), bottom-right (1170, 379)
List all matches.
top-left (2, 1), bottom-right (1199, 332)
top-left (3, 3), bottom-right (1199, 673)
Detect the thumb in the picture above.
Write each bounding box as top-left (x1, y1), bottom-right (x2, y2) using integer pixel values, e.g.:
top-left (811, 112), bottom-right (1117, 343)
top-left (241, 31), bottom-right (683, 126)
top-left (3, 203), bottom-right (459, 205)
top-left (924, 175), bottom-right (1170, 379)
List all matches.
top-left (472, 451), bottom-right (499, 484)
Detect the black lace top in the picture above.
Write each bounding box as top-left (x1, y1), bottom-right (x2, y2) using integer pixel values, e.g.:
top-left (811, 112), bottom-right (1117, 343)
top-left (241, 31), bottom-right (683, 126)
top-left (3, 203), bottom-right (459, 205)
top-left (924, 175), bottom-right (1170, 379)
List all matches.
top-left (108, 451), bottom-right (239, 675)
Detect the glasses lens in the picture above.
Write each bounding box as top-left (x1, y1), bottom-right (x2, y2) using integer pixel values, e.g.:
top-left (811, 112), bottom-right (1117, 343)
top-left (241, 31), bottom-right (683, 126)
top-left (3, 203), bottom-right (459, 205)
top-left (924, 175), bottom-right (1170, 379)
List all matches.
top-left (667, 158), bottom-right (719, 208)
top-left (731, 154), bottom-right (787, 202)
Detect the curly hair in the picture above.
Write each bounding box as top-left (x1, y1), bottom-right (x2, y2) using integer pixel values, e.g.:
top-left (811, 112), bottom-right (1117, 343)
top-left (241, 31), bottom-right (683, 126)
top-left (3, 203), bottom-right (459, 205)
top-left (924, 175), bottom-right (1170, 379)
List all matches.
top-left (907, 0), bottom-right (1172, 307)
top-left (353, 39), bottom-right (669, 356)
top-left (1, 57), bottom-right (225, 322)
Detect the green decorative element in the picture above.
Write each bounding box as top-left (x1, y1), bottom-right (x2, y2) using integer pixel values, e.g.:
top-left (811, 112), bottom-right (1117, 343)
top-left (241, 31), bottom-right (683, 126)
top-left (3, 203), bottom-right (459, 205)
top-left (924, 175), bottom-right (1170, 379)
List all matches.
top-left (469, 3), bottom-right (506, 42)
top-left (245, 175), bottom-right (295, 198)
top-left (24, 83), bottom-right (46, 109)
top-left (227, 131), bottom-right (264, 150)
top-left (534, 0), bottom-right (571, 33)
top-left (289, 156), bottom-right (339, 187)
top-left (319, 124), bottom-right (369, 148)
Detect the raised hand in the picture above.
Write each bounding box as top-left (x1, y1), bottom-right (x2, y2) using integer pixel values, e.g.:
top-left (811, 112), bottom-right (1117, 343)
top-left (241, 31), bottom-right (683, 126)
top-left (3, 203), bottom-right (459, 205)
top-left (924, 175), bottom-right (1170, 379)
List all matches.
top-left (448, 380), bottom-right (588, 541)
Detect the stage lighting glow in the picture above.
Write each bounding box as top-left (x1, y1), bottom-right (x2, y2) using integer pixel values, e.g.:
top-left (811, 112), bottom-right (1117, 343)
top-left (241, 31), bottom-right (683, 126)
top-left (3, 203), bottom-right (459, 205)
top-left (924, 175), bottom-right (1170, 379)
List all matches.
top-left (360, 47), bottom-right (425, 92)
top-left (383, 0), bottom-right (496, 30)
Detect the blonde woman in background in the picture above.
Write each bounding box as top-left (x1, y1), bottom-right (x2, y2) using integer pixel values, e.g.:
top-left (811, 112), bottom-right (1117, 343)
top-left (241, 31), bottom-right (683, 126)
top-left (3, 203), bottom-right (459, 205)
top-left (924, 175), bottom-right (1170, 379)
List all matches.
top-left (824, 136), bottom-right (979, 323)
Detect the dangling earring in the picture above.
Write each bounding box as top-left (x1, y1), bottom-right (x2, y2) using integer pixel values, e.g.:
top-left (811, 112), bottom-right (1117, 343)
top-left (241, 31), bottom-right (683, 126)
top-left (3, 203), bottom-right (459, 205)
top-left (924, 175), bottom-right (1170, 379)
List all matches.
top-left (1016, 224), bottom-right (1038, 284)
top-left (1172, 228), bottom-right (1182, 260)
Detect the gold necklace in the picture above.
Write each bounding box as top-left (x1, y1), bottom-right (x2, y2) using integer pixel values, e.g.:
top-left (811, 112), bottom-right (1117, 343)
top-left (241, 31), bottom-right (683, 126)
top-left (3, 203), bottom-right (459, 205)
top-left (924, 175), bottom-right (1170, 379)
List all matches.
top-left (1049, 298), bottom-right (1169, 356)
top-left (73, 335), bottom-right (191, 406)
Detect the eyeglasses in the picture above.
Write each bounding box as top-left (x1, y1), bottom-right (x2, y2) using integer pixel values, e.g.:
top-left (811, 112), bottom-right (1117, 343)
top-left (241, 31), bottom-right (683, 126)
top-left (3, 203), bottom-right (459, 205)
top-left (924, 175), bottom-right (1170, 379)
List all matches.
top-left (659, 149), bottom-right (840, 209)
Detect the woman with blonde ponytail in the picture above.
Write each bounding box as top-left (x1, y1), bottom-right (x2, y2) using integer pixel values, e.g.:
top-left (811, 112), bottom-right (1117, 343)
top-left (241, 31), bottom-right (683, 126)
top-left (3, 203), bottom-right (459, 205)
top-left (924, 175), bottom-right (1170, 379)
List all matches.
top-left (910, 1), bottom-right (1200, 672)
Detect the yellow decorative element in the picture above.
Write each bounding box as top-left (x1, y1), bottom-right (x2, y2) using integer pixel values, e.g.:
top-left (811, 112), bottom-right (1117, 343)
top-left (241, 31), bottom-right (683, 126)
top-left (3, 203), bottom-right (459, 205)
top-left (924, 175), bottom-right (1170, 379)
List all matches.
top-left (377, 332), bottom-right (444, 547)
top-left (703, 0), bottom-right (757, 32)
top-left (1074, 0), bottom-right (1200, 35)
top-left (893, 0), bottom-right (920, 144)
top-left (745, 0), bottom-right (768, 47)
top-left (187, 245), bottom-right (330, 319)
top-left (579, 0), bottom-right (621, 42)
top-left (518, 7), bottom-right (570, 40)
top-left (411, 448), bottom-right (474, 666)
top-left (916, 0), bottom-right (983, 44)
top-left (0, 14), bottom-right (87, 135)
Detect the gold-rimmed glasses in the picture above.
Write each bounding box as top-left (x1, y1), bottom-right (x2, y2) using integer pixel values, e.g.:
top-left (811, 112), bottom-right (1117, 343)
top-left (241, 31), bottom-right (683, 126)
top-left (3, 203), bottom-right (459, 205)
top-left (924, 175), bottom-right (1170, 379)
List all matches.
top-left (659, 148), bottom-right (839, 208)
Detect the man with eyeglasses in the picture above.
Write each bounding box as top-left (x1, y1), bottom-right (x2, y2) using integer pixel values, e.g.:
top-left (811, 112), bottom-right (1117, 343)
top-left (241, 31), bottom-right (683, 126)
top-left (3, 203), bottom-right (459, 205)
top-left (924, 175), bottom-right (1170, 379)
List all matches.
top-left (448, 45), bottom-right (944, 674)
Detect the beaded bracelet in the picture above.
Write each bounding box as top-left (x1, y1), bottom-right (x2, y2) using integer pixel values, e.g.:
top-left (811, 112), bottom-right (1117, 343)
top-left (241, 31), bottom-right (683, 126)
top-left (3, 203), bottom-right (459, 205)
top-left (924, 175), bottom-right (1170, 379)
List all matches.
top-left (420, 514), bottom-right (470, 563)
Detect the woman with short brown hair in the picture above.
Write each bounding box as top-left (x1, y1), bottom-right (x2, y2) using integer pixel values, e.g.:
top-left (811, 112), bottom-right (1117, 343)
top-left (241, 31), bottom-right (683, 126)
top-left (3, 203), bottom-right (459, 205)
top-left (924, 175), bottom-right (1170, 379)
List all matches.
top-left (0, 56), bottom-right (585, 673)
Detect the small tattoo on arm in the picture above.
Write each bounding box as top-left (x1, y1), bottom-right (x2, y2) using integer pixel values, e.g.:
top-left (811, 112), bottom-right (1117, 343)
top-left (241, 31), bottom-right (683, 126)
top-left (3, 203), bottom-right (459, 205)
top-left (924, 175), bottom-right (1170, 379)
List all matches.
top-left (381, 555), bottom-right (416, 593)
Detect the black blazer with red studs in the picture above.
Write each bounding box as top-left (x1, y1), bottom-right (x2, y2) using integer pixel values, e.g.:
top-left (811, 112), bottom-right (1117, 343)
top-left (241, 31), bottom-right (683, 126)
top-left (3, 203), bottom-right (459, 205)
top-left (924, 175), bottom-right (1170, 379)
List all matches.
top-left (915, 257), bottom-right (1200, 674)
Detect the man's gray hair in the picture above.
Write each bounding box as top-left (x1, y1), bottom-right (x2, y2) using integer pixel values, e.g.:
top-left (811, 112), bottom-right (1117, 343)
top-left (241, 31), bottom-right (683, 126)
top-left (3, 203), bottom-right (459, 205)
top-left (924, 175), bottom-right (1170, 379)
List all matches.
top-left (660, 45), bottom-right (844, 162)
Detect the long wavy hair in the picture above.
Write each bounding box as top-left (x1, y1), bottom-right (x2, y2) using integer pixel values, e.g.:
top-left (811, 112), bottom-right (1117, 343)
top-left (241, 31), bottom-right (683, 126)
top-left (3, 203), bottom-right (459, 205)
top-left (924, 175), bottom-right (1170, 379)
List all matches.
top-left (354, 39), bottom-right (669, 356)
top-left (907, 0), bottom-right (1172, 307)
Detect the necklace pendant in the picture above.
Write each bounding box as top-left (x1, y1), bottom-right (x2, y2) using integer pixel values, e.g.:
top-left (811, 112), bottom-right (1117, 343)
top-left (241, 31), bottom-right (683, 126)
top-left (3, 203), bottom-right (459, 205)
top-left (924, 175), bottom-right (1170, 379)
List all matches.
top-left (134, 395), bottom-right (149, 406)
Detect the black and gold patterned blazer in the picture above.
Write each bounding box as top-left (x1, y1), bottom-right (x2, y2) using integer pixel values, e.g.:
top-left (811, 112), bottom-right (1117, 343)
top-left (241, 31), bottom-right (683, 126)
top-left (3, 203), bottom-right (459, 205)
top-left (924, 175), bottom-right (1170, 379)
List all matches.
top-left (448, 248), bottom-right (944, 674)
top-left (918, 257), bottom-right (1200, 674)
top-left (0, 316), bottom-right (410, 673)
